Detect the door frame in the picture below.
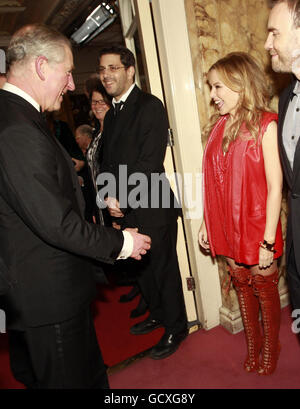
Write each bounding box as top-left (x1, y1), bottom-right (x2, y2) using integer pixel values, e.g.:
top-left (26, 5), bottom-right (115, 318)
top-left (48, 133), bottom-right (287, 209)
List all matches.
top-left (150, 0), bottom-right (222, 330)
top-left (122, 0), bottom-right (222, 330)
top-left (118, 0), bottom-right (200, 327)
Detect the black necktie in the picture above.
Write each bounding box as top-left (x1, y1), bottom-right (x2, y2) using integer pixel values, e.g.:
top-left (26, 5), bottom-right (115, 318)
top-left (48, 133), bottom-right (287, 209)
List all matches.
top-left (114, 101), bottom-right (124, 117)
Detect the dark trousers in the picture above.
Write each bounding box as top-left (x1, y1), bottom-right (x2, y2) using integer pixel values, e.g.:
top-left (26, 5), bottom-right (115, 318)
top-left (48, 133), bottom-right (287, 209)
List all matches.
top-left (137, 221), bottom-right (187, 334)
top-left (8, 307), bottom-right (108, 389)
top-left (287, 243), bottom-right (300, 313)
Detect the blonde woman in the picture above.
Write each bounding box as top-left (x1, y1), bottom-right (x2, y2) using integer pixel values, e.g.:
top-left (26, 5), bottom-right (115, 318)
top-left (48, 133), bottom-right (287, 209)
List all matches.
top-left (199, 52), bottom-right (283, 375)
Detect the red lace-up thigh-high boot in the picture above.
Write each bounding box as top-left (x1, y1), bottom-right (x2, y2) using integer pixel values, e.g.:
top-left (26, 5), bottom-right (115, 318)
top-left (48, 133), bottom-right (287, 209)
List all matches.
top-left (229, 266), bottom-right (262, 372)
top-left (253, 271), bottom-right (281, 375)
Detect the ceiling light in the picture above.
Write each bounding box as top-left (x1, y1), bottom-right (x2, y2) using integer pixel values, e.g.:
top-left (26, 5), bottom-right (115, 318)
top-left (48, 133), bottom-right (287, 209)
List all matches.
top-left (71, 2), bottom-right (117, 45)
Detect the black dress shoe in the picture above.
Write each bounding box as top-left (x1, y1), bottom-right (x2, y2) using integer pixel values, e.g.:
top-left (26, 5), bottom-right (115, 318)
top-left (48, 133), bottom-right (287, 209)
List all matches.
top-left (150, 328), bottom-right (189, 360)
top-left (130, 317), bottom-right (162, 335)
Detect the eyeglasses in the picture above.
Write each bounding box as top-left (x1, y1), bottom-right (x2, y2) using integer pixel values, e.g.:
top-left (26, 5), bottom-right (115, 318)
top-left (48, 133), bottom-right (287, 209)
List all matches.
top-left (98, 65), bottom-right (126, 74)
top-left (91, 99), bottom-right (108, 106)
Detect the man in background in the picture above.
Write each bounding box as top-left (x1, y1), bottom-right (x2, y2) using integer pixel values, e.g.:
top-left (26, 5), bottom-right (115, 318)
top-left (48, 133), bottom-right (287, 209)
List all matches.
top-left (98, 45), bottom-right (188, 360)
top-left (75, 124), bottom-right (94, 155)
top-left (265, 0), bottom-right (300, 322)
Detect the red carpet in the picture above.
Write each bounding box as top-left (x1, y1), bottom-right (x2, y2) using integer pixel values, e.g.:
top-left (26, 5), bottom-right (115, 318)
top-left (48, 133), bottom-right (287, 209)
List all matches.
top-left (92, 283), bottom-right (164, 367)
top-left (1, 295), bottom-right (300, 389)
top-left (109, 305), bottom-right (300, 389)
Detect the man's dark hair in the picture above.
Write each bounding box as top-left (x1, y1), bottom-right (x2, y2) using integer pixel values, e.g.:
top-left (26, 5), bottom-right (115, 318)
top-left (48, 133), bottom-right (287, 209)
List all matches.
top-left (269, 0), bottom-right (300, 27)
top-left (98, 44), bottom-right (136, 69)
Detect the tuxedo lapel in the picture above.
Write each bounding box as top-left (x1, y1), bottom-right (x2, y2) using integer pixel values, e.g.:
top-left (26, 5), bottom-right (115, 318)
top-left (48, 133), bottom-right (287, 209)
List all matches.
top-left (36, 113), bottom-right (73, 163)
top-left (293, 136), bottom-right (300, 165)
top-left (106, 86), bottom-right (141, 163)
top-left (278, 80), bottom-right (295, 188)
top-left (37, 118), bottom-right (86, 216)
top-left (8, 96), bottom-right (87, 217)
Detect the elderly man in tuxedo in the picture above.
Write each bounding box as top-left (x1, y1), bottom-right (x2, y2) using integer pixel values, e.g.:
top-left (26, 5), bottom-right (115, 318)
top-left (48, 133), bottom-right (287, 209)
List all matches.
top-left (97, 45), bottom-right (188, 360)
top-left (0, 24), bottom-right (151, 389)
top-left (265, 0), bottom-right (300, 319)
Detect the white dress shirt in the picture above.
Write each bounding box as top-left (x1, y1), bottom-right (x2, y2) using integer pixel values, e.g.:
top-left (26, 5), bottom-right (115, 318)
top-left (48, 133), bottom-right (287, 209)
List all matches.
top-left (283, 80), bottom-right (300, 170)
top-left (112, 83), bottom-right (135, 108)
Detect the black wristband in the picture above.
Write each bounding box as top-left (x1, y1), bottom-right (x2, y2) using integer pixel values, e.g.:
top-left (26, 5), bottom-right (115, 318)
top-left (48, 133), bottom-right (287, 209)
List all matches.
top-left (259, 240), bottom-right (276, 253)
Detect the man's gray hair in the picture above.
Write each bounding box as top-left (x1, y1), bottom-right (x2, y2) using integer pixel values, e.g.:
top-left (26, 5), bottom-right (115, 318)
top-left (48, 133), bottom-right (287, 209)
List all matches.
top-left (6, 24), bottom-right (71, 70)
top-left (76, 124), bottom-right (94, 139)
top-left (269, 0), bottom-right (300, 28)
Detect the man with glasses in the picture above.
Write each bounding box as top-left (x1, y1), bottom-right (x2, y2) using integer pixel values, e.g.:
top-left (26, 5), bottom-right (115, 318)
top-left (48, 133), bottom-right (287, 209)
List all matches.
top-left (0, 25), bottom-right (151, 389)
top-left (98, 45), bottom-right (188, 360)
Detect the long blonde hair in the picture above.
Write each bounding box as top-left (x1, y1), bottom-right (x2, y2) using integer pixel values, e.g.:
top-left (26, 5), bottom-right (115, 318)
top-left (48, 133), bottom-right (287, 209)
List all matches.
top-left (204, 52), bottom-right (272, 152)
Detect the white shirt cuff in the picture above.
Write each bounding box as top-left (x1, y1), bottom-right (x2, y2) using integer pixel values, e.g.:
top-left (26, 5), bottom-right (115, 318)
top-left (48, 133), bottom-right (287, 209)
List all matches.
top-left (117, 231), bottom-right (134, 259)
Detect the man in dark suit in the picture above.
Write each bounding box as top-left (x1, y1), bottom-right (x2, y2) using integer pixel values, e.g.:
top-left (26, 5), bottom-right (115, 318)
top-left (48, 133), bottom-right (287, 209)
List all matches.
top-left (97, 45), bottom-right (188, 360)
top-left (0, 24), bottom-right (151, 389)
top-left (265, 0), bottom-right (300, 316)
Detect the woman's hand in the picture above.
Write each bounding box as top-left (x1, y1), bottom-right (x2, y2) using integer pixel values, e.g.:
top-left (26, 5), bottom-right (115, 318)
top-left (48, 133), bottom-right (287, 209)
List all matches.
top-left (259, 246), bottom-right (274, 269)
top-left (198, 220), bottom-right (210, 251)
top-left (105, 197), bottom-right (124, 218)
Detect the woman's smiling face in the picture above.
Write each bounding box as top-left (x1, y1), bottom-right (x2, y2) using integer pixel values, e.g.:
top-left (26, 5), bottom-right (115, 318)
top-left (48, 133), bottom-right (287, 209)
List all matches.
top-left (208, 69), bottom-right (240, 118)
top-left (91, 91), bottom-right (110, 121)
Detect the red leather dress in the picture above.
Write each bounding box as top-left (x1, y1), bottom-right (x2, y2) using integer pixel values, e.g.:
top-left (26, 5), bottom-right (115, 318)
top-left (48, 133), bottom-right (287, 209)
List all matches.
top-left (203, 111), bottom-right (283, 265)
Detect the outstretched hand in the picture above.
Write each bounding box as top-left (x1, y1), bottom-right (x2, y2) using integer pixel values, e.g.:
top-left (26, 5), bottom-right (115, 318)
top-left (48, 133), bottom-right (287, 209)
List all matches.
top-left (125, 228), bottom-right (151, 260)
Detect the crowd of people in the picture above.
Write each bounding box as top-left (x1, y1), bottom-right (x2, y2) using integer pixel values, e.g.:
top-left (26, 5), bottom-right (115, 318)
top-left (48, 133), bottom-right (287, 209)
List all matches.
top-left (0, 0), bottom-right (300, 389)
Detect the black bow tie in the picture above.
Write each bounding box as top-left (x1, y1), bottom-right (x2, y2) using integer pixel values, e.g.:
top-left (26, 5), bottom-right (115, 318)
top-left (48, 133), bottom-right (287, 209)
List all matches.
top-left (114, 101), bottom-right (124, 116)
top-left (39, 110), bottom-right (47, 122)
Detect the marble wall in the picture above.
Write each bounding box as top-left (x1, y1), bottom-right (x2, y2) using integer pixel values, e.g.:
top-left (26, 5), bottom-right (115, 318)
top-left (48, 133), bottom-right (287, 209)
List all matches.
top-left (184, 0), bottom-right (281, 139)
top-left (184, 0), bottom-right (290, 333)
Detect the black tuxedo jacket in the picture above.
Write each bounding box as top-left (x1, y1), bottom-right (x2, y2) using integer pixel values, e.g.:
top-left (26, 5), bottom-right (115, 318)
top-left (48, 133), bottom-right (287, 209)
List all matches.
top-left (99, 85), bottom-right (179, 230)
top-left (0, 90), bottom-right (123, 328)
top-left (278, 77), bottom-right (300, 270)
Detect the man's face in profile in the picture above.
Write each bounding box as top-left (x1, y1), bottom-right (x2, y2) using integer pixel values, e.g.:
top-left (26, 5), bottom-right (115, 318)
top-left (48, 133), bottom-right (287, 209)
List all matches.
top-left (265, 2), bottom-right (300, 75)
top-left (42, 46), bottom-right (75, 112)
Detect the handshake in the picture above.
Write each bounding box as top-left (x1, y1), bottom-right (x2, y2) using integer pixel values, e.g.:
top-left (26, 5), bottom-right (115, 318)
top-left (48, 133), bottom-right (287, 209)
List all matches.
top-left (104, 197), bottom-right (151, 261)
top-left (125, 228), bottom-right (151, 261)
